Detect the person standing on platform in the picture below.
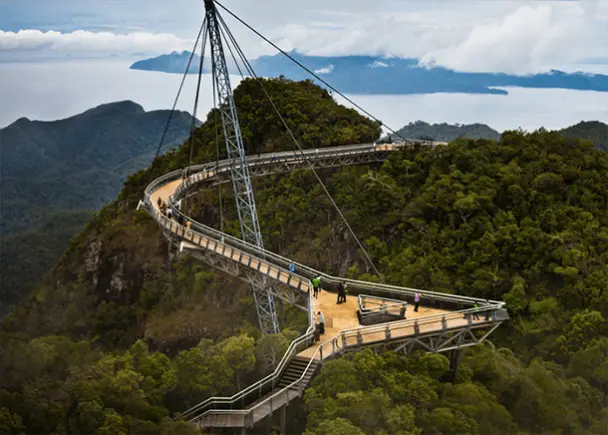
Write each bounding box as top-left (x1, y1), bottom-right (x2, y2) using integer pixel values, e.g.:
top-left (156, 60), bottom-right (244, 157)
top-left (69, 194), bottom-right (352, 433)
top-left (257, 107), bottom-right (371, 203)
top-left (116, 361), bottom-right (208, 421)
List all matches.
top-left (414, 292), bottom-right (421, 312)
top-left (317, 311), bottom-right (325, 334)
top-left (312, 276), bottom-right (321, 298)
top-left (337, 281), bottom-right (347, 304)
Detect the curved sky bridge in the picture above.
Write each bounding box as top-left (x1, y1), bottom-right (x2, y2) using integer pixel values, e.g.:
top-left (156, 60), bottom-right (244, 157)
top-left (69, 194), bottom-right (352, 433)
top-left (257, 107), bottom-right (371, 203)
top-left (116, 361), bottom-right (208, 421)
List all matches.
top-left (139, 141), bottom-right (509, 431)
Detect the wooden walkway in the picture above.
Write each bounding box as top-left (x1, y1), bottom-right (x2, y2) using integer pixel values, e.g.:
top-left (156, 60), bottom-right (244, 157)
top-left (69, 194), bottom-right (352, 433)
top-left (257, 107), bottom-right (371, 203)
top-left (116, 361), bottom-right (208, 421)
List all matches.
top-left (298, 290), bottom-right (450, 359)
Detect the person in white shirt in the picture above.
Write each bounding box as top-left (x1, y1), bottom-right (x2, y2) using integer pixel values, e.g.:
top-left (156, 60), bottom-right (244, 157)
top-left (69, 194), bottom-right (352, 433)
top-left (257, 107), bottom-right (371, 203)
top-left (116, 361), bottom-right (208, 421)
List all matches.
top-left (317, 311), bottom-right (325, 334)
top-left (414, 292), bottom-right (421, 312)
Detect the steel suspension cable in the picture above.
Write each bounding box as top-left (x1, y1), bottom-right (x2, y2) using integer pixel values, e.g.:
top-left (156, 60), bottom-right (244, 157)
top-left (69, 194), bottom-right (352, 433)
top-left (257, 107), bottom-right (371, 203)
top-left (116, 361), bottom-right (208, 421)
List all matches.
top-left (183, 25), bottom-right (209, 212)
top-left (213, 0), bottom-right (410, 143)
top-left (154, 17), bottom-right (207, 160)
top-left (217, 23), bottom-right (246, 80)
top-left (217, 14), bottom-right (385, 281)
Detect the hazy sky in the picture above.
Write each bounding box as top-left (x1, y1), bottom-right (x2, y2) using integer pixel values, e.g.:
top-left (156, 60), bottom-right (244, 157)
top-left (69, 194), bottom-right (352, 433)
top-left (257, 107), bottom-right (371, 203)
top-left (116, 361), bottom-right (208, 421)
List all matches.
top-left (1, 0), bottom-right (608, 73)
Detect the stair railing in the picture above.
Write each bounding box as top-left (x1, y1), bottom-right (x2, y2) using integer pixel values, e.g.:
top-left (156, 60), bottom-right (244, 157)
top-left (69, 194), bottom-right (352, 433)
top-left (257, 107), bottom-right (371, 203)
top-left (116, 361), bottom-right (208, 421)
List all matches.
top-left (181, 289), bottom-right (316, 420)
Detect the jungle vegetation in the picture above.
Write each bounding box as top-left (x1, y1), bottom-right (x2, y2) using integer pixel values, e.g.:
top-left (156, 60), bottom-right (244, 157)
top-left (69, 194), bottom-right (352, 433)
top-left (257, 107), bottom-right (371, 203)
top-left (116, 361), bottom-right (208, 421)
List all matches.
top-left (2, 77), bottom-right (608, 434)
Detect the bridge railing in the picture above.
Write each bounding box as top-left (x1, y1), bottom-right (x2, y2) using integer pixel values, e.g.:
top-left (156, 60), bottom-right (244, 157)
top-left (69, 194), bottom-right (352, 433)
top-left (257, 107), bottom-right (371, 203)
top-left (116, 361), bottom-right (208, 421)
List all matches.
top-left (189, 303), bottom-right (505, 426)
top-left (159, 145), bottom-right (503, 311)
top-left (357, 294), bottom-right (408, 324)
top-left (165, 185), bottom-right (502, 311)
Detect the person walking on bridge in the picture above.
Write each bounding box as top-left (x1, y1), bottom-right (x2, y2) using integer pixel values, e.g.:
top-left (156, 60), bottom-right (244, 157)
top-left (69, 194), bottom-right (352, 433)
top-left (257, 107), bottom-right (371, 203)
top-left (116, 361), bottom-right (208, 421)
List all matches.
top-left (473, 302), bottom-right (480, 320)
top-left (337, 281), bottom-right (347, 304)
top-left (312, 276), bottom-right (321, 298)
top-left (289, 262), bottom-right (295, 273)
top-left (414, 292), bottom-right (422, 312)
top-left (317, 311), bottom-right (325, 335)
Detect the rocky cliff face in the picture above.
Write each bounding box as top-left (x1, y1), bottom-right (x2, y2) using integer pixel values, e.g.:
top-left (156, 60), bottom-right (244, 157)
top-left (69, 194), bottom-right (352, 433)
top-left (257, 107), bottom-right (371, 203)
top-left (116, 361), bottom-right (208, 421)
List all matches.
top-left (4, 200), bottom-right (253, 352)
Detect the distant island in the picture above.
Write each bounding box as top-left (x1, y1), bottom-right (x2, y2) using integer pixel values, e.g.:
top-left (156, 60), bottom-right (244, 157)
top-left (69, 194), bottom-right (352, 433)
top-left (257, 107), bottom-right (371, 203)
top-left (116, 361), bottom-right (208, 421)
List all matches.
top-left (131, 51), bottom-right (608, 96)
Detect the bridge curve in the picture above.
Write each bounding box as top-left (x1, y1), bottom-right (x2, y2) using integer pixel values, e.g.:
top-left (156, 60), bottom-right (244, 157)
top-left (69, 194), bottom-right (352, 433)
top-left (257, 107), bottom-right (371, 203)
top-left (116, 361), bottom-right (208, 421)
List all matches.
top-left (138, 140), bottom-right (508, 430)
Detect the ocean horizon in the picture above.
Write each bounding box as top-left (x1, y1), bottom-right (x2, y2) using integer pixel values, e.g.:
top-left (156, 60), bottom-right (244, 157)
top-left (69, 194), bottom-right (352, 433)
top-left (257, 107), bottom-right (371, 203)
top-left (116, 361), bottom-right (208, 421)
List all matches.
top-left (1, 59), bottom-right (607, 133)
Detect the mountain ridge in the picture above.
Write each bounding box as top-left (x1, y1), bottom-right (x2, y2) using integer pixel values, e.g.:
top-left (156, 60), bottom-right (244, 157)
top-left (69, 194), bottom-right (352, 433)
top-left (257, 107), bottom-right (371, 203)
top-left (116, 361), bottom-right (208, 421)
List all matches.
top-left (0, 100), bottom-right (194, 318)
top-left (131, 51), bottom-right (608, 95)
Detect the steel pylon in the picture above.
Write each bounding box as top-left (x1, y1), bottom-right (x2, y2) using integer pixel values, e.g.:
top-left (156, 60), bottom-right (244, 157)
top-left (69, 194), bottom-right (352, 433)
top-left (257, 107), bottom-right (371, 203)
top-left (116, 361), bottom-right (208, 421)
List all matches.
top-left (204, 0), bottom-right (279, 334)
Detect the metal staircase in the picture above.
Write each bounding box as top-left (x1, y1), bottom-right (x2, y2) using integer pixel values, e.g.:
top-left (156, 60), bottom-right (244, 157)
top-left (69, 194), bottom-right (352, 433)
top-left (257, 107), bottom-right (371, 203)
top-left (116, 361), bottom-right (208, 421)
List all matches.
top-left (192, 356), bottom-right (320, 429)
top-left (277, 356), bottom-right (319, 389)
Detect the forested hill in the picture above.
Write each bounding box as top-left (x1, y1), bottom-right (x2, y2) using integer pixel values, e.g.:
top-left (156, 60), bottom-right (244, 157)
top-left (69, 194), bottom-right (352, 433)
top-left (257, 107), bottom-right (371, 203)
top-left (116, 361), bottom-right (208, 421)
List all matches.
top-left (394, 121), bottom-right (501, 142)
top-left (394, 120), bottom-right (608, 150)
top-left (559, 121), bottom-right (608, 151)
top-left (0, 101), bottom-right (193, 318)
top-left (2, 78), bottom-right (608, 434)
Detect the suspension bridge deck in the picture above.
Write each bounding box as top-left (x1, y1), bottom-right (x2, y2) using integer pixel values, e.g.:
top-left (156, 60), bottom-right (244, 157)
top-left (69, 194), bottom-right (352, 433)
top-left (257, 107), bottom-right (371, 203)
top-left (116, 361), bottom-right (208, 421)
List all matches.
top-left (298, 290), bottom-right (451, 359)
top-left (138, 142), bottom-right (509, 431)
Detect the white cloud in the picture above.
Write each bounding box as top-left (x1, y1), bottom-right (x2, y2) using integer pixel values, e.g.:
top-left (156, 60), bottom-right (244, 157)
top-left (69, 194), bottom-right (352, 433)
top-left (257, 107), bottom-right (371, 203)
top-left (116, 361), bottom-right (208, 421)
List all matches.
top-left (420, 3), bottom-right (604, 73)
top-left (0, 29), bottom-right (189, 53)
top-left (1, 0), bottom-right (608, 74)
top-left (314, 64), bottom-right (334, 74)
top-left (369, 60), bottom-right (390, 68)
top-left (267, 0), bottom-right (608, 74)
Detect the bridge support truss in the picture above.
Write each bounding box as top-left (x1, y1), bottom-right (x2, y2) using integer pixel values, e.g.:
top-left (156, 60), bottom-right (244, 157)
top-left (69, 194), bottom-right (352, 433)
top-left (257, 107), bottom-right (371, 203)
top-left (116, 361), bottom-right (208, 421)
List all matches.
top-left (355, 322), bottom-right (503, 356)
top-left (204, 0), bottom-right (279, 333)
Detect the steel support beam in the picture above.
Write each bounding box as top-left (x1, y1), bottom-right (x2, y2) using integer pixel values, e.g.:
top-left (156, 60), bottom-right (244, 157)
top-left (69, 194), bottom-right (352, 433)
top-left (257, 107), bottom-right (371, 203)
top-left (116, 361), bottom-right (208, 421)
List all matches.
top-left (204, 0), bottom-right (279, 334)
top-left (179, 243), bottom-right (309, 312)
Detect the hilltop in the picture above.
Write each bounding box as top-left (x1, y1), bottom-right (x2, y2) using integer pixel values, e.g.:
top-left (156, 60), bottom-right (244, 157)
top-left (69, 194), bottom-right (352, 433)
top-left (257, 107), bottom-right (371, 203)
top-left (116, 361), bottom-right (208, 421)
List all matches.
top-left (393, 120), bottom-right (608, 151)
top-left (2, 78), bottom-right (608, 434)
top-left (0, 101), bottom-right (193, 317)
top-left (131, 51), bottom-right (608, 95)
top-left (394, 121), bottom-right (501, 142)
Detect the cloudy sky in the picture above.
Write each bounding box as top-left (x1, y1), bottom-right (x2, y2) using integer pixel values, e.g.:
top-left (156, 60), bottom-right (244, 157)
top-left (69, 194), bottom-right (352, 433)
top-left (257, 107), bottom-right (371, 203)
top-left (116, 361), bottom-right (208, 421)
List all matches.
top-left (1, 0), bottom-right (607, 73)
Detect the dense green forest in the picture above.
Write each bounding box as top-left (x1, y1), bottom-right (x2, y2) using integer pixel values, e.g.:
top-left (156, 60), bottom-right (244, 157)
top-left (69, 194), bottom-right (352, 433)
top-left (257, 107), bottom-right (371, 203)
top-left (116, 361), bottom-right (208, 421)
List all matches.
top-left (2, 77), bottom-right (608, 434)
top-left (0, 101), bottom-right (192, 318)
top-left (393, 120), bottom-right (608, 151)
top-left (394, 120), bottom-right (501, 142)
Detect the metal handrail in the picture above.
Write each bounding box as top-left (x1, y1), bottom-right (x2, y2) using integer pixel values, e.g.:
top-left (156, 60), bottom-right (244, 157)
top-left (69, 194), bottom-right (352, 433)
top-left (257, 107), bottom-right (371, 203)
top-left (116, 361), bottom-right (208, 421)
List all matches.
top-left (358, 294), bottom-right (408, 310)
top-left (162, 158), bottom-right (501, 307)
top-left (165, 189), bottom-right (502, 307)
top-left (357, 294), bottom-right (407, 320)
top-left (190, 303), bottom-right (503, 422)
top-left (164, 149), bottom-right (504, 306)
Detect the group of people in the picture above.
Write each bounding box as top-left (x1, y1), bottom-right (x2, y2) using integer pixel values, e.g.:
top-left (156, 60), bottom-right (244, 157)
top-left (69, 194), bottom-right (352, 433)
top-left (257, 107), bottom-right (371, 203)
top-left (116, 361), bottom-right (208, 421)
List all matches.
top-left (309, 276), bottom-right (350, 340)
top-left (310, 275), bottom-right (348, 304)
top-left (157, 197), bottom-right (172, 218)
top-left (156, 197), bottom-right (193, 231)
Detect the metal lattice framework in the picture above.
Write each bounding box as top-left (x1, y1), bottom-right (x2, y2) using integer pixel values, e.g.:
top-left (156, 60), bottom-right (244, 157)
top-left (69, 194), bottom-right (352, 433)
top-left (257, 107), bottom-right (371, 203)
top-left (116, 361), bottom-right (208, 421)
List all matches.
top-left (204, 0), bottom-right (279, 333)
